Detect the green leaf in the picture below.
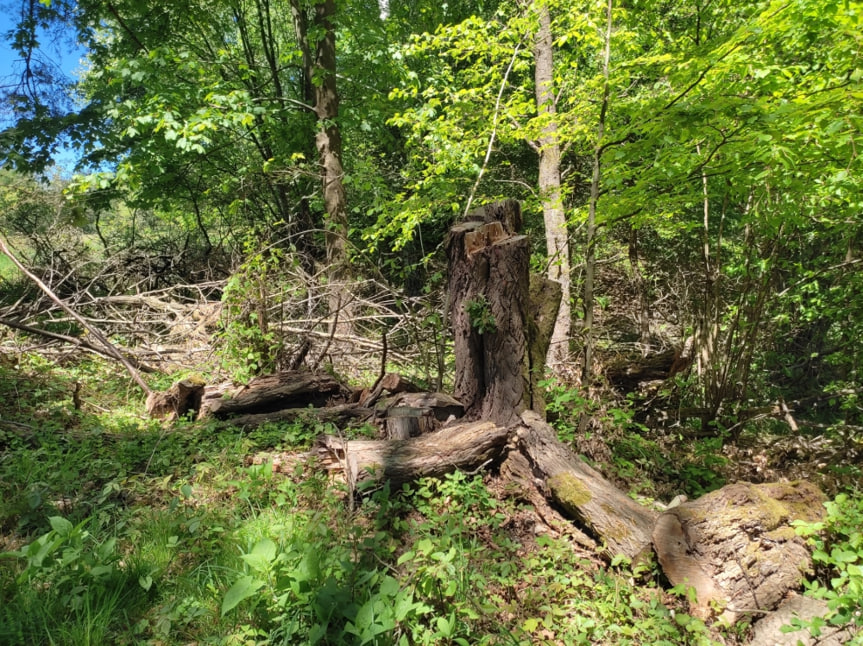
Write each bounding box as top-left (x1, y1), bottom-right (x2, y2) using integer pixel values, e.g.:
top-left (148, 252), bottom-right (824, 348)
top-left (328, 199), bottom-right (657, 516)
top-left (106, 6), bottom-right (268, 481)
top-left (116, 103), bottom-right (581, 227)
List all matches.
top-left (221, 575), bottom-right (264, 615)
top-left (48, 516), bottom-right (73, 537)
top-left (241, 538), bottom-right (277, 573)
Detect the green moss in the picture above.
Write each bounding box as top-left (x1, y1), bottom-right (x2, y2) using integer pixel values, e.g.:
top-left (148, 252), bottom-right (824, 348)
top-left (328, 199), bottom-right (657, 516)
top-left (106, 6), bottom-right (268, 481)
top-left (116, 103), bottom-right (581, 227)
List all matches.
top-left (549, 473), bottom-right (593, 508)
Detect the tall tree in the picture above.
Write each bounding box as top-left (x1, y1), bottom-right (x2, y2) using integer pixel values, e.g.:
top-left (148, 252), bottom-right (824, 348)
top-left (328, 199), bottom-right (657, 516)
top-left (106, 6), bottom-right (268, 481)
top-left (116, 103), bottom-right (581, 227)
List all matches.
top-left (529, 1), bottom-right (571, 369)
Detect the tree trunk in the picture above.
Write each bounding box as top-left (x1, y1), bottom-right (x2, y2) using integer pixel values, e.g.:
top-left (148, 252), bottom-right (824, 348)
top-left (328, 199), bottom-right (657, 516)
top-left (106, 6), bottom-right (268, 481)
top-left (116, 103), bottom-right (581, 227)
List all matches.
top-left (447, 201), bottom-right (557, 426)
top-left (533, 4), bottom-right (571, 370)
top-left (197, 371), bottom-right (349, 419)
top-left (582, 0), bottom-right (613, 387)
top-left (291, 0), bottom-right (352, 335)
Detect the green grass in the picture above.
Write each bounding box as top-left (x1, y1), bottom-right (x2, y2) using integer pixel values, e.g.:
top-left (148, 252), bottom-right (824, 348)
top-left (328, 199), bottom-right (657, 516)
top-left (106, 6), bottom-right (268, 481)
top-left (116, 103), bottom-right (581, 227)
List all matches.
top-left (1, 352), bottom-right (857, 645)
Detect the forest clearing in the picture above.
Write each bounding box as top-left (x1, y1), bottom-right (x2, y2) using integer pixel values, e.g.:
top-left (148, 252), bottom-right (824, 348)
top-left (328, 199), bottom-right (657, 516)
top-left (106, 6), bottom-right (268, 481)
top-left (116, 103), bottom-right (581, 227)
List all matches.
top-left (1, 0), bottom-right (862, 644)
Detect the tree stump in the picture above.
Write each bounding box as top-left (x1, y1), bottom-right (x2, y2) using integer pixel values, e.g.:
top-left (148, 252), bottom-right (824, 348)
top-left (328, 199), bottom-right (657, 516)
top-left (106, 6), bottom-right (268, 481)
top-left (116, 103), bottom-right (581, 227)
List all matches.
top-left (447, 200), bottom-right (559, 426)
top-left (652, 481), bottom-right (826, 624)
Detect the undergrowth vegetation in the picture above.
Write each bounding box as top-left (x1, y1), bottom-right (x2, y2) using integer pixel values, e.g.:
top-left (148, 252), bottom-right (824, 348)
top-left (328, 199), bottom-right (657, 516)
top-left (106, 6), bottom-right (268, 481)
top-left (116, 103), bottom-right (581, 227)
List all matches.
top-left (1, 354), bottom-right (861, 645)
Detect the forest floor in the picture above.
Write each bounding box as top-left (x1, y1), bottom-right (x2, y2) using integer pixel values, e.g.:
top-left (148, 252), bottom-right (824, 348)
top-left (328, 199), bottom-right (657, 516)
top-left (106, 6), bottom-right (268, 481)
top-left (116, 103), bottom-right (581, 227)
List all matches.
top-left (0, 347), bottom-right (859, 645)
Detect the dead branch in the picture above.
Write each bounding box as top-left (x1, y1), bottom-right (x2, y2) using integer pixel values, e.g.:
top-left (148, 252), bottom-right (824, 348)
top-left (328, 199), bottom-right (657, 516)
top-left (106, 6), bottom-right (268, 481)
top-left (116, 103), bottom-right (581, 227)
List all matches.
top-left (0, 236), bottom-right (154, 394)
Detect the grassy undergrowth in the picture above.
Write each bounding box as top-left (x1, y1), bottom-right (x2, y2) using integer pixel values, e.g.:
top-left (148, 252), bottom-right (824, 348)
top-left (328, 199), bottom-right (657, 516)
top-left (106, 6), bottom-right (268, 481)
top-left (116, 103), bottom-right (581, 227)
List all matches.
top-left (1, 353), bottom-right (859, 645)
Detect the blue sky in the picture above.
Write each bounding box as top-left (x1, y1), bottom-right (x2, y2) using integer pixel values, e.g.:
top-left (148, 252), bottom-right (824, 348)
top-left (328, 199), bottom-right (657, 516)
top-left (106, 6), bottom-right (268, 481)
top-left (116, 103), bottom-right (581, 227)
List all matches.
top-left (1, 5), bottom-right (86, 170)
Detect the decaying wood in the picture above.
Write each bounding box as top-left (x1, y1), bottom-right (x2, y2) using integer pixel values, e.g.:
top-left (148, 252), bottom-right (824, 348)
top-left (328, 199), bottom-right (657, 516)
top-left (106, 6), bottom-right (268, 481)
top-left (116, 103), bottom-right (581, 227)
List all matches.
top-left (317, 420), bottom-right (509, 490)
top-left (514, 410), bottom-right (659, 560)
top-left (499, 449), bottom-right (597, 551)
top-left (197, 371), bottom-right (350, 419)
top-left (224, 403), bottom-right (373, 430)
top-left (447, 200), bottom-right (558, 426)
top-left (378, 392), bottom-right (464, 440)
top-left (652, 481), bottom-right (826, 624)
top-left (0, 236), bottom-right (154, 394)
top-left (146, 377), bottom-right (207, 420)
top-left (749, 594), bottom-right (857, 646)
top-left (360, 372), bottom-right (421, 408)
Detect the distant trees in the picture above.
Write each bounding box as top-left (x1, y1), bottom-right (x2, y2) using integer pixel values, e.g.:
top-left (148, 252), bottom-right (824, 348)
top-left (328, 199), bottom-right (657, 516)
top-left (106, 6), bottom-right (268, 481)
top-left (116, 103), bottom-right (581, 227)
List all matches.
top-left (2, 0), bottom-right (862, 429)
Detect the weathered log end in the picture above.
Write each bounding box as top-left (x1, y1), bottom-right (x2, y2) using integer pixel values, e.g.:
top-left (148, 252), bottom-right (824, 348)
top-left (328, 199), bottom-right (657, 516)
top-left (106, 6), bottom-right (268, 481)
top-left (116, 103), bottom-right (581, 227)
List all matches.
top-left (652, 480), bottom-right (826, 625)
top-left (146, 376), bottom-right (206, 420)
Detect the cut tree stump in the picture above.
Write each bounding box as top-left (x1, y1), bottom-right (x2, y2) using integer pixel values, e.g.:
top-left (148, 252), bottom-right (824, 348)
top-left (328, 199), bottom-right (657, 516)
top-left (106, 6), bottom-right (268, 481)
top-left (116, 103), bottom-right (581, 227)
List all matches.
top-left (447, 200), bottom-right (560, 426)
top-left (652, 480), bottom-right (826, 624)
top-left (146, 377), bottom-right (206, 420)
top-left (378, 392), bottom-right (464, 440)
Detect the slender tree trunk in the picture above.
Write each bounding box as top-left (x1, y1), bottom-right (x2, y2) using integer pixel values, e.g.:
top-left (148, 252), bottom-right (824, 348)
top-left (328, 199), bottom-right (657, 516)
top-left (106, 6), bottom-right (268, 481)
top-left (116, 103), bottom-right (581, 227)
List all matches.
top-left (291, 0), bottom-right (352, 334)
top-left (628, 226), bottom-right (651, 355)
top-left (533, 4), bottom-right (571, 371)
top-left (582, 0), bottom-right (613, 386)
top-left (695, 142), bottom-right (722, 431)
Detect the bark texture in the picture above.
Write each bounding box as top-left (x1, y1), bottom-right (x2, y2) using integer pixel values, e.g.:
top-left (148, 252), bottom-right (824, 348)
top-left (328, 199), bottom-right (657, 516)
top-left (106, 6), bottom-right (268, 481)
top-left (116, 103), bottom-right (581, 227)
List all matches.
top-left (652, 481), bottom-right (826, 624)
top-left (515, 410), bottom-right (658, 559)
top-left (197, 371), bottom-right (349, 419)
top-left (447, 201), bottom-right (532, 426)
top-left (318, 420), bottom-right (509, 489)
top-left (533, 4), bottom-right (571, 370)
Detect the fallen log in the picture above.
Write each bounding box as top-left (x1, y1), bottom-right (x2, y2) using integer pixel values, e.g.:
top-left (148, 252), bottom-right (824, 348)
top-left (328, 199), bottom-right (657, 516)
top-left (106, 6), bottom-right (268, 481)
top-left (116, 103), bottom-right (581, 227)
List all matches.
top-left (224, 403), bottom-right (373, 430)
top-left (316, 420), bottom-right (509, 490)
top-left (513, 410), bottom-right (658, 560)
top-left (196, 371), bottom-right (350, 419)
top-left (652, 480), bottom-right (826, 624)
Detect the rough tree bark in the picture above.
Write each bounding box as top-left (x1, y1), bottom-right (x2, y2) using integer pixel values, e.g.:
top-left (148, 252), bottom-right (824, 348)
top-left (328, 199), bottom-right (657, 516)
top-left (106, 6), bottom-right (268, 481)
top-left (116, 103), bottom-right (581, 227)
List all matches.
top-left (514, 410), bottom-right (658, 560)
top-left (653, 481), bottom-right (826, 624)
top-left (447, 200), bottom-right (559, 426)
top-left (196, 371), bottom-right (349, 419)
top-left (318, 420), bottom-right (509, 490)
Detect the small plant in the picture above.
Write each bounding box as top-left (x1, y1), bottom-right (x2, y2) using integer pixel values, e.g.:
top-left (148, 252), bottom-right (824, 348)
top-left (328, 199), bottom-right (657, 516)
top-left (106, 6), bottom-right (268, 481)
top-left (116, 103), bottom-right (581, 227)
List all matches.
top-left (0, 515), bottom-right (150, 644)
top-left (791, 492), bottom-right (863, 644)
top-left (215, 242), bottom-right (287, 383)
top-left (465, 295), bottom-right (497, 335)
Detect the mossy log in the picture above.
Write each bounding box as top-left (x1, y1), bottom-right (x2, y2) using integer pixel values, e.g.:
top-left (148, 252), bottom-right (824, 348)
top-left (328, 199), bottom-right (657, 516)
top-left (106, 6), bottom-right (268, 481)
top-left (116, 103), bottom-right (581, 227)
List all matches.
top-left (652, 481), bottom-right (826, 625)
top-left (513, 411), bottom-right (659, 560)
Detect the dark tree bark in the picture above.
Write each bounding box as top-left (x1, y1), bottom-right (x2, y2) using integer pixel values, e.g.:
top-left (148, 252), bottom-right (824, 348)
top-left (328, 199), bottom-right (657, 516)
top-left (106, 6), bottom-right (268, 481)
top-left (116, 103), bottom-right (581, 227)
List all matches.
top-left (447, 201), bottom-right (558, 426)
top-left (197, 371), bottom-right (349, 419)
